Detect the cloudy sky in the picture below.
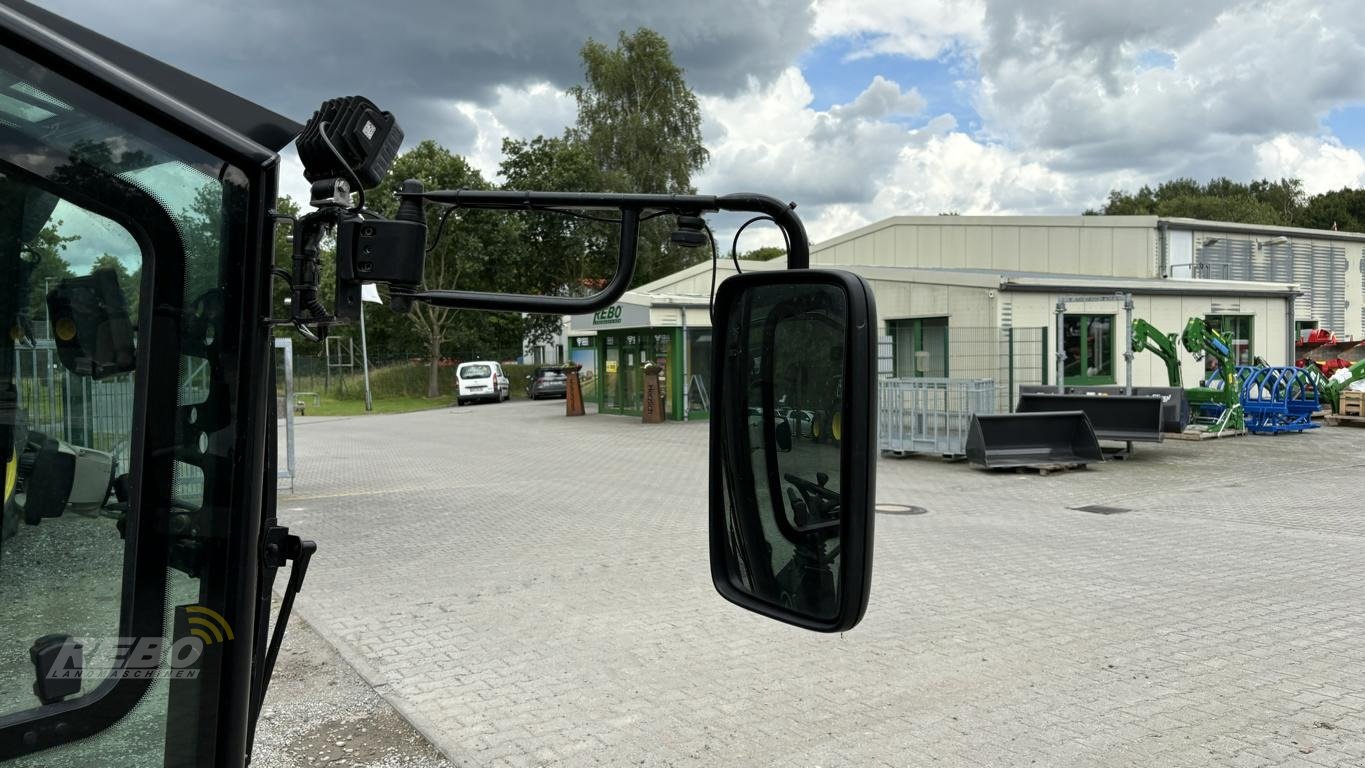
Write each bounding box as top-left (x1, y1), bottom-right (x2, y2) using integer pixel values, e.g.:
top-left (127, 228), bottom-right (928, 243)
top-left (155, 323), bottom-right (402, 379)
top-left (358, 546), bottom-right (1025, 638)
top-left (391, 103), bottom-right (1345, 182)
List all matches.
top-left (32, 0), bottom-right (1365, 245)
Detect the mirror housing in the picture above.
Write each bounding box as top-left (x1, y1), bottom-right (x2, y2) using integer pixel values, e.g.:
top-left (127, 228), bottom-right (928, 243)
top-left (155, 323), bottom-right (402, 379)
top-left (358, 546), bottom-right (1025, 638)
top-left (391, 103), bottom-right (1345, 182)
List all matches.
top-left (46, 268), bottom-right (135, 379)
top-left (709, 269), bottom-right (877, 632)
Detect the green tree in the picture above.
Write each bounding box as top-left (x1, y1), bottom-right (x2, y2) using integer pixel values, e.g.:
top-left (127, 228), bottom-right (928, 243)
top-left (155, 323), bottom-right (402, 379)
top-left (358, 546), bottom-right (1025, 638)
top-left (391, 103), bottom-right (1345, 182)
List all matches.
top-left (1300, 188), bottom-right (1365, 233)
top-left (23, 222), bottom-right (78, 327)
top-left (370, 140), bottom-right (525, 397)
top-left (499, 135), bottom-right (614, 345)
top-left (1088, 177), bottom-right (1305, 226)
top-left (568, 28), bottom-right (710, 282)
top-left (571, 29), bottom-right (708, 195)
top-left (171, 183), bottom-right (229, 302)
top-left (90, 252), bottom-right (138, 315)
top-left (740, 246), bottom-right (787, 261)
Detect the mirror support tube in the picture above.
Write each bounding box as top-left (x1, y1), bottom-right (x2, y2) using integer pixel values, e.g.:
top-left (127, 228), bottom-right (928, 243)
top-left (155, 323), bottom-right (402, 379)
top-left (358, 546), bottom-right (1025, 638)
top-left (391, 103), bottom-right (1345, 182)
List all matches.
top-left (392, 190), bottom-right (809, 315)
top-left (393, 207), bottom-right (642, 314)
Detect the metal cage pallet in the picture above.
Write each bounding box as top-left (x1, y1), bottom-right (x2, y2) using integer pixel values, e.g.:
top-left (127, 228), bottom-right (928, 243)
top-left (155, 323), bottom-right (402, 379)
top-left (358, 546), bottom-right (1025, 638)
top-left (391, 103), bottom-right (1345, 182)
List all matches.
top-left (878, 377), bottom-right (997, 457)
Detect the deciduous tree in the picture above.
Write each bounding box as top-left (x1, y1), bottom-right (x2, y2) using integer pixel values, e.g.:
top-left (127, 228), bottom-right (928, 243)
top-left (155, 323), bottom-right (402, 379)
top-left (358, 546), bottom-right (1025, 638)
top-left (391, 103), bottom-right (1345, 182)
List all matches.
top-left (369, 141), bottom-right (524, 397)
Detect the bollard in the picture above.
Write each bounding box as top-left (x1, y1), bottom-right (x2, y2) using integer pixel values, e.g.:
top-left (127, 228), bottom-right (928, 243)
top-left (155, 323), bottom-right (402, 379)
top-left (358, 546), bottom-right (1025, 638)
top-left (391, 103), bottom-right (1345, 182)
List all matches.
top-left (564, 363), bottom-right (586, 417)
top-left (642, 362), bottom-right (665, 424)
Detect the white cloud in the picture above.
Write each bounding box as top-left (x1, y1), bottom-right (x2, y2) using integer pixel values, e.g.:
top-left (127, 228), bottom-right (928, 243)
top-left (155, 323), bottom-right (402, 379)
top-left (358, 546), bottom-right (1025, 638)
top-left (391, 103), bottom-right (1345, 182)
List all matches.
top-left (696, 68), bottom-right (1097, 246)
top-left (829, 76), bottom-right (927, 120)
top-left (1254, 135), bottom-right (1365, 194)
top-left (975, 0), bottom-right (1365, 176)
top-left (451, 83), bottom-right (579, 181)
top-left (873, 133), bottom-right (1082, 218)
top-left (812, 0), bottom-right (985, 58)
top-left (276, 147), bottom-right (311, 209)
top-left (697, 68), bottom-right (921, 210)
top-left (265, 0), bottom-right (1365, 248)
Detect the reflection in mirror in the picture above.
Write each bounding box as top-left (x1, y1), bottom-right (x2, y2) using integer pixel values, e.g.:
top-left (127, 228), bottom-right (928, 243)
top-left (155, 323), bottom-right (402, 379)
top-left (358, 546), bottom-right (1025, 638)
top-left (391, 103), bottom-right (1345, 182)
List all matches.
top-left (47, 267), bottom-right (137, 379)
top-left (712, 272), bottom-right (875, 632)
top-left (747, 283), bottom-right (846, 619)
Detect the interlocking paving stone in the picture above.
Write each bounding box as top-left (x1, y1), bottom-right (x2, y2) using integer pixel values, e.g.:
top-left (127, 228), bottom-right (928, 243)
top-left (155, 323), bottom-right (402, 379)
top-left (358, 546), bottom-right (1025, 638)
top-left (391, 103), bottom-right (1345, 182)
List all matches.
top-left (279, 401), bottom-right (1365, 767)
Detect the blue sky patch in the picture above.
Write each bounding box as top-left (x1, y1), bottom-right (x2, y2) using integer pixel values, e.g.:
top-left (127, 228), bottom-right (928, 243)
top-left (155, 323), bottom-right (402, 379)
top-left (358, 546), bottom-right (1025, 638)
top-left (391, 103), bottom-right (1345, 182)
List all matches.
top-left (1134, 48), bottom-right (1176, 72)
top-left (1325, 106), bottom-right (1365, 151)
top-left (798, 38), bottom-right (981, 133)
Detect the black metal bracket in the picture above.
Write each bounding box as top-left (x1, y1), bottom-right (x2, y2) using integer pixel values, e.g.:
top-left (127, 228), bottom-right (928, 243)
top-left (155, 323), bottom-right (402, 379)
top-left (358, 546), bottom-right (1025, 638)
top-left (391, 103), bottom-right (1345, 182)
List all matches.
top-left (247, 525), bottom-right (316, 745)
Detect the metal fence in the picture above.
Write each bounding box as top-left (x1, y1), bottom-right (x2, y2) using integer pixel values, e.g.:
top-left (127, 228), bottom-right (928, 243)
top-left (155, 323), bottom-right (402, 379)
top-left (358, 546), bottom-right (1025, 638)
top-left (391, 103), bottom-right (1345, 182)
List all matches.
top-left (883, 325), bottom-right (1048, 412)
top-left (13, 342), bottom-right (136, 456)
top-left (14, 342), bottom-right (213, 498)
top-left (878, 377), bottom-right (997, 456)
top-left (291, 350), bottom-right (428, 399)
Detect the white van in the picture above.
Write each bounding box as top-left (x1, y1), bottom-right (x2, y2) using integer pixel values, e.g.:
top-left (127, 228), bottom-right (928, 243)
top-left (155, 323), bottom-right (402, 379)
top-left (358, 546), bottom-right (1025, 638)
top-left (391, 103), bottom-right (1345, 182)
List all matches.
top-left (455, 361), bottom-right (510, 405)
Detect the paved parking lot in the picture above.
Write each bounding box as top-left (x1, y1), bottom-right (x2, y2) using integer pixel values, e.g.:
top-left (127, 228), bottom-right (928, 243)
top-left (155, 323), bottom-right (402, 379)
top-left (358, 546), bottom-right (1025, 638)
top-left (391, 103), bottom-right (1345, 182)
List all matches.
top-left (281, 400), bottom-right (1365, 767)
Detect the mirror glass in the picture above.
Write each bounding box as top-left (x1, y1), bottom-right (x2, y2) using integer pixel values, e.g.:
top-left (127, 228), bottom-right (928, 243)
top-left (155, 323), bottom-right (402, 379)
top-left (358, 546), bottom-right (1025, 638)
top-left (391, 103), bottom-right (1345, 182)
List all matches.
top-left (717, 280), bottom-right (853, 623)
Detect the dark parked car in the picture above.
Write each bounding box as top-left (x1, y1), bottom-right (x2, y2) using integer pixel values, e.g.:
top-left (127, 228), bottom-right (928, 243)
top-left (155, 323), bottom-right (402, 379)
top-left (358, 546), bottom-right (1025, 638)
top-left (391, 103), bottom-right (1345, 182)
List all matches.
top-left (527, 366), bottom-right (568, 399)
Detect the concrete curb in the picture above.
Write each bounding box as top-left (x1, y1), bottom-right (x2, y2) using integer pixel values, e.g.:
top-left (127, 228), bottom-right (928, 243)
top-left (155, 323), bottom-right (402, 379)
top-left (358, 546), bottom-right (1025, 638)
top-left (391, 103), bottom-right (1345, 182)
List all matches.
top-left (274, 585), bottom-right (470, 767)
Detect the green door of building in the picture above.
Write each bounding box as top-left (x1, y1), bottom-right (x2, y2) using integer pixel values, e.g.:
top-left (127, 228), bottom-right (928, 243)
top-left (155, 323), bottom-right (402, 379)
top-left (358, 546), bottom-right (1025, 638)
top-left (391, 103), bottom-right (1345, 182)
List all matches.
top-left (594, 329), bottom-right (680, 417)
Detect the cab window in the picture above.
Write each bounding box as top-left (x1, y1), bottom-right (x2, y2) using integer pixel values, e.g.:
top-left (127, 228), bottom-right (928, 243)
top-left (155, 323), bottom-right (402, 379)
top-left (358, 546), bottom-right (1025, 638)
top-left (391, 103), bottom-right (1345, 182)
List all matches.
top-left (0, 43), bottom-right (247, 765)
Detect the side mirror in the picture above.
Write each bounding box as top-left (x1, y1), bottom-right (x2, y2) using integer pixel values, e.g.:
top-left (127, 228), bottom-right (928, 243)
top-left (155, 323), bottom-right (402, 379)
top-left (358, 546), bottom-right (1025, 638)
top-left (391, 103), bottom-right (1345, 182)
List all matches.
top-left (709, 269), bottom-right (876, 632)
top-left (46, 268), bottom-right (136, 379)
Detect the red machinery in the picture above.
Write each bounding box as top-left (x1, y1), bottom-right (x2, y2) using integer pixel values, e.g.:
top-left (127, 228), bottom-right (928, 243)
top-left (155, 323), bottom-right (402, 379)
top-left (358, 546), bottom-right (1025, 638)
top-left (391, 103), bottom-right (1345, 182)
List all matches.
top-left (1296, 329), bottom-right (1361, 377)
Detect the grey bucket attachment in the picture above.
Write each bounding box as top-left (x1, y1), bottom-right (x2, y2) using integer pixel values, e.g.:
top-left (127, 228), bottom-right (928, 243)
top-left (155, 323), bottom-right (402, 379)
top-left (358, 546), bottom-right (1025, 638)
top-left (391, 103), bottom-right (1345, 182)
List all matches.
top-left (965, 412), bottom-right (1104, 470)
top-left (1020, 385), bottom-right (1188, 433)
top-left (1016, 393), bottom-right (1164, 443)
top-left (1130, 387), bottom-right (1189, 433)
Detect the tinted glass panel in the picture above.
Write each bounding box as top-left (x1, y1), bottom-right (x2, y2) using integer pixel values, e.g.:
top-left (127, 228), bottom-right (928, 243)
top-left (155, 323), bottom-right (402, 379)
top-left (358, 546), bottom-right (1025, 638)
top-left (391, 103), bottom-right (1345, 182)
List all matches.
top-left (2, 190), bottom-right (142, 719)
top-left (0, 42), bottom-right (245, 766)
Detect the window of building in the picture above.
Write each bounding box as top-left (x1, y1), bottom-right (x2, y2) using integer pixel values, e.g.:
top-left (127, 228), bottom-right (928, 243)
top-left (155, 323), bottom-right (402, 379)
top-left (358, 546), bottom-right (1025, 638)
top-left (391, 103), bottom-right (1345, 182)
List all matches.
top-left (887, 317), bottom-right (948, 377)
top-left (1204, 315), bottom-right (1255, 369)
top-left (1063, 314), bottom-right (1115, 384)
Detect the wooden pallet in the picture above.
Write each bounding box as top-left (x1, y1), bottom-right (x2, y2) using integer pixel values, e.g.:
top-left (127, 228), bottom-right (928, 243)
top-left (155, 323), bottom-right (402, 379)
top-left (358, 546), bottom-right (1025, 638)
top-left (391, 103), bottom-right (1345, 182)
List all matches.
top-left (1012, 463), bottom-right (1089, 476)
top-left (1339, 391), bottom-right (1365, 417)
top-left (1168, 426), bottom-right (1247, 441)
top-left (1325, 413), bottom-right (1365, 427)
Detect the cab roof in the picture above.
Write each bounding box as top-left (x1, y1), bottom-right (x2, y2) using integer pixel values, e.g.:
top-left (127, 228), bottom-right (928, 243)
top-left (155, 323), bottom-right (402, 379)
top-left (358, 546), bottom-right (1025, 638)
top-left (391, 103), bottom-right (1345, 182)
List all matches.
top-left (3, 0), bottom-right (302, 152)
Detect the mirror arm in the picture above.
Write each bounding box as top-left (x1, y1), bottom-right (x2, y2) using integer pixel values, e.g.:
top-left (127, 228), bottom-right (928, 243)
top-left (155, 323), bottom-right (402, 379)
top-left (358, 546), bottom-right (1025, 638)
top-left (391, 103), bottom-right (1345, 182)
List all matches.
top-left (714, 193), bottom-right (809, 270)
top-left (390, 190), bottom-right (810, 316)
top-left (394, 206), bottom-right (641, 314)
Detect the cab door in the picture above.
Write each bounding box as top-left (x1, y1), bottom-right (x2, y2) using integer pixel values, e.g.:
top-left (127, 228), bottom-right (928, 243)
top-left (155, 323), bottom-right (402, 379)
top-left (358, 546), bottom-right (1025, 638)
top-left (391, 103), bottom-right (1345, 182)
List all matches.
top-left (0, 3), bottom-right (290, 765)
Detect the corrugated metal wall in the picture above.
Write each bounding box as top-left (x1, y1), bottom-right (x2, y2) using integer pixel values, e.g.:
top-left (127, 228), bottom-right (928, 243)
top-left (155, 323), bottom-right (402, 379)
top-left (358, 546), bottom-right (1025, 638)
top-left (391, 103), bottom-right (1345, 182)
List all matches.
top-left (1196, 241), bottom-right (1344, 331)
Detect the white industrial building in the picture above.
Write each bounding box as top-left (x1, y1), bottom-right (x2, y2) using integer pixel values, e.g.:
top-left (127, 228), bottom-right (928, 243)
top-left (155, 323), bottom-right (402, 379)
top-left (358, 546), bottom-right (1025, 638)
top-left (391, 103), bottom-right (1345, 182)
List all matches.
top-left (564, 215), bottom-right (1365, 418)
